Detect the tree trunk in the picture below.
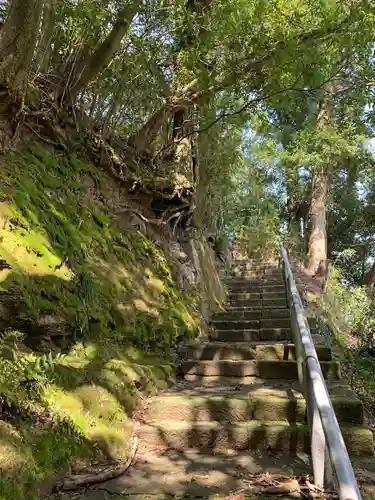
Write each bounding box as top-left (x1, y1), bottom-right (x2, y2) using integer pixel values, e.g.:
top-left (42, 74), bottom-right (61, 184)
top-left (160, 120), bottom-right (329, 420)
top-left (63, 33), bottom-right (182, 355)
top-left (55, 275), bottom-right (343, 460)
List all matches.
top-left (36, 0), bottom-right (56, 74)
top-left (172, 107), bottom-right (196, 184)
top-left (306, 86), bottom-right (332, 273)
top-left (0, 0), bottom-right (43, 92)
top-left (307, 165), bottom-right (330, 273)
top-left (128, 79), bottom-right (199, 155)
top-left (129, 0), bottom-right (211, 156)
top-left (63, 2), bottom-right (140, 104)
top-left (364, 261), bottom-right (375, 289)
top-left (129, 106), bottom-right (171, 154)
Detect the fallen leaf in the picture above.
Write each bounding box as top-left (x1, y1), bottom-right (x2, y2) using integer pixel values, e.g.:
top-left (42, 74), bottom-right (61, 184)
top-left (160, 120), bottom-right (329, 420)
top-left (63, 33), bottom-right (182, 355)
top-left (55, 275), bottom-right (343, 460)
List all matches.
top-left (191, 474), bottom-right (209, 481)
top-left (262, 479), bottom-right (300, 496)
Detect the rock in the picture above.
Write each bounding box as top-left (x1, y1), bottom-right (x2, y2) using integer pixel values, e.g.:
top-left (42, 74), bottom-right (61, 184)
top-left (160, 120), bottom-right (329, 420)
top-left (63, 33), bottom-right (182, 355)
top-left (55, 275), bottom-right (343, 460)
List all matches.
top-left (169, 241), bottom-right (189, 262)
top-left (57, 493), bottom-right (70, 500)
top-left (175, 261), bottom-right (197, 291)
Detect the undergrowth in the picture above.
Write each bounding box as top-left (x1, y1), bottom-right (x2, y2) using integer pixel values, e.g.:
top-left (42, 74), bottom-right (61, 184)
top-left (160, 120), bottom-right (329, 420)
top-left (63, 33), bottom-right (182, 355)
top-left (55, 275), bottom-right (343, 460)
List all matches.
top-left (307, 265), bottom-right (375, 418)
top-left (0, 147), bottom-right (201, 499)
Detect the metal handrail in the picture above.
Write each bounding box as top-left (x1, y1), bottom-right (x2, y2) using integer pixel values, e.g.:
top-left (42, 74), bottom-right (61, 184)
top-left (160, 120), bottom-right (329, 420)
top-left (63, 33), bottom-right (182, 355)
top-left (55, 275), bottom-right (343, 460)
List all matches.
top-left (280, 246), bottom-right (361, 500)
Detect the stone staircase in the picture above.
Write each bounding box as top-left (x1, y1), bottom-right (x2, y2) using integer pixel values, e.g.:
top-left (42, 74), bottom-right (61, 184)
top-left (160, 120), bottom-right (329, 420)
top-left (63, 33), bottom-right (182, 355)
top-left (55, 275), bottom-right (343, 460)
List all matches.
top-left (137, 259), bottom-right (374, 458)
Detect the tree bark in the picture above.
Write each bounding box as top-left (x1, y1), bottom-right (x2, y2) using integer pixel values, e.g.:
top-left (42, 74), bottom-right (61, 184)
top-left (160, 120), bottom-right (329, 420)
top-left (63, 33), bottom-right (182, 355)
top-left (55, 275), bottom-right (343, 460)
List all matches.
top-left (128, 78), bottom-right (199, 154)
top-left (306, 87), bottom-right (333, 273)
top-left (63, 2), bottom-right (140, 104)
top-left (364, 261), bottom-right (375, 289)
top-left (307, 165), bottom-right (330, 272)
top-left (36, 0), bottom-right (56, 74)
top-left (0, 0), bottom-right (43, 92)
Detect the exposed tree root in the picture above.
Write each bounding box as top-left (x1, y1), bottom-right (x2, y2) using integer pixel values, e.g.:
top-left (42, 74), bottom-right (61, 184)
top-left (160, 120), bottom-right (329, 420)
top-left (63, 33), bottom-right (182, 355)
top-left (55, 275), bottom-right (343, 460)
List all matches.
top-left (55, 435), bottom-right (138, 492)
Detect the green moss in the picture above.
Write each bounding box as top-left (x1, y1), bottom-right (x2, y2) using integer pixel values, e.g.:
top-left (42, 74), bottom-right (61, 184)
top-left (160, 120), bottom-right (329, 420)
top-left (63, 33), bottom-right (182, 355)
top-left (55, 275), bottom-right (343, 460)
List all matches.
top-left (0, 147), bottom-right (201, 498)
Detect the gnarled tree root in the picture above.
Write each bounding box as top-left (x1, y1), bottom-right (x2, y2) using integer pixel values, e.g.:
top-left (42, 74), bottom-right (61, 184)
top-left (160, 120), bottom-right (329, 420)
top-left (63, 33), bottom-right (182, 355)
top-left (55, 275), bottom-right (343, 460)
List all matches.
top-left (55, 435), bottom-right (138, 492)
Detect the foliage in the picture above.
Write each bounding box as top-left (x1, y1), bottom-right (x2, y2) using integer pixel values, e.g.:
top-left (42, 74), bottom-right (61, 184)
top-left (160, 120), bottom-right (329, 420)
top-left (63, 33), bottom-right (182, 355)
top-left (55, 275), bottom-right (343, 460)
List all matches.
top-left (312, 266), bottom-right (375, 426)
top-left (323, 267), bottom-right (375, 346)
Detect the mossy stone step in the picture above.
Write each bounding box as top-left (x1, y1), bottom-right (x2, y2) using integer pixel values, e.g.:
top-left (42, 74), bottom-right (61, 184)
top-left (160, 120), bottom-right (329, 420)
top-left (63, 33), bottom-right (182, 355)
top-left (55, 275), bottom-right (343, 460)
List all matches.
top-left (228, 281), bottom-right (285, 291)
top-left (182, 359), bottom-right (339, 379)
top-left (146, 385), bottom-right (363, 424)
top-left (229, 284), bottom-right (286, 293)
top-left (212, 318), bottom-right (291, 330)
top-left (225, 305), bottom-right (289, 313)
top-left (228, 298), bottom-right (287, 308)
top-left (214, 309), bottom-right (291, 321)
top-left (137, 420), bottom-right (373, 455)
top-left (228, 292), bottom-right (286, 301)
top-left (210, 328), bottom-right (293, 342)
top-left (227, 290), bottom-right (287, 298)
top-left (180, 341), bottom-right (331, 361)
top-left (228, 273), bottom-right (283, 283)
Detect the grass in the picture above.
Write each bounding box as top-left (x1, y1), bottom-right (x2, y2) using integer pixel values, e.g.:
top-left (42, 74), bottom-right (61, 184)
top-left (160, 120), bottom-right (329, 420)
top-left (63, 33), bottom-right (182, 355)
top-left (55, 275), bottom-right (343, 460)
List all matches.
top-left (0, 146), bottom-right (205, 498)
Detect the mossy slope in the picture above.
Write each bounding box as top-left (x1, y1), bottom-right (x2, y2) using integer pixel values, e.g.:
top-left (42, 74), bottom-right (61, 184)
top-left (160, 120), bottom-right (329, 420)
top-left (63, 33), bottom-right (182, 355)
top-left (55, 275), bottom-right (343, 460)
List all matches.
top-left (0, 148), bottom-right (201, 499)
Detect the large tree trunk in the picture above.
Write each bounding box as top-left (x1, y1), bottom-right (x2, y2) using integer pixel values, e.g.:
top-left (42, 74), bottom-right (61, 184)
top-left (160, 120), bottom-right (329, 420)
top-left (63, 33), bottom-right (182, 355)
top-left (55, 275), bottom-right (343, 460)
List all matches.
top-left (307, 165), bottom-right (330, 273)
top-left (172, 107), bottom-right (196, 184)
top-left (36, 0), bottom-right (56, 74)
top-left (128, 78), bottom-right (199, 155)
top-left (0, 0), bottom-right (43, 92)
top-left (129, 106), bottom-right (172, 154)
top-left (62, 2), bottom-right (140, 104)
top-left (363, 261), bottom-right (375, 289)
top-left (306, 88), bottom-right (332, 273)
top-left (129, 0), bottom-right (211, 157)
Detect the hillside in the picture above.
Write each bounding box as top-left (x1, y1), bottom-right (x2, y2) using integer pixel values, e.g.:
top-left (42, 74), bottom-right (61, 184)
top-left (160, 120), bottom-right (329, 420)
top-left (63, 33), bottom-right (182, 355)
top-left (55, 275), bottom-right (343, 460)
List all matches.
top-left (0, 145), bottom-right (226, 499)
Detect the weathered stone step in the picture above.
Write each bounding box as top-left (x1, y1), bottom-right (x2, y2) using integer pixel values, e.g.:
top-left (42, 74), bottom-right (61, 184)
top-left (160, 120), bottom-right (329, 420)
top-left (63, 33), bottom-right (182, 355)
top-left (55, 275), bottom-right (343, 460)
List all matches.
top-left (231, 273), bottom-right (284, 280)
top-left (146, 384), bottom-right (363, 424)
top-left (228, 290), bottom-right (286, 299)
top-left (228, 280), bottom-right (285, 290)
top-left (180, 341), bottom-right (331, 361)
top-left (137, 420), bottom-right (373, 455)
top-left (228, 282), bottom-right (286, 291)
top-left (233, 264), bottom-right (281, 270)
top-left (181, 359), bottom-right (339, 379)
top-left (213, 309), bottom-right (290, 321)
top-left (233, 271), bottom-right (283, 279)
top-left (228, 298), bottom-right (287, 308)
top-left (226, 304), bottom-right (288, 311)
top-left (212, 318), bottom-right (291, 330)
top-left (113, 450), bottom-right (313, 496)
top-left (227, 291), bottom-right (286, 300)
top-left (210, 327), bottom-right (292, 342)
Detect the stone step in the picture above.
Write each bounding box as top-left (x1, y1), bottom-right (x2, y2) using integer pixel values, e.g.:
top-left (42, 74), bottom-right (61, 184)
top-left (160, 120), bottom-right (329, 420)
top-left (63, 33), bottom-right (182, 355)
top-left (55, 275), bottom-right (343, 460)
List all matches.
top-left (180, 341), bottom-right (331, 361)
top-left (227, 291), bottom-right (286, 299)
top-left (137, 420), bottom-right (373, 455)
top-left (212, 318), bottom-right (291, 330)
top-left (146, 383), bottom-right (363, 424)
top-left (228, 281), bottom-right (286, 291)
top-left (233, 264), bottom-right (281, 270)
top-left (181, 359), bottom-right (339, 379)
top-left (236, 274), bottom-right (284, 281)
top-left (210, 328), bottom-right (292, 342)
top-left (228, 298), bottom-right (287, 308)
top-left (110, 450), bottom-right (312, 496)
top-left (228, 280), bottom-right (285, 289)
top-left (233, 271), bottom-right (283, 279)
top-left (225, 305), bottom-right (289, 312)
top-left (214, 309), bottom-right (290, 320)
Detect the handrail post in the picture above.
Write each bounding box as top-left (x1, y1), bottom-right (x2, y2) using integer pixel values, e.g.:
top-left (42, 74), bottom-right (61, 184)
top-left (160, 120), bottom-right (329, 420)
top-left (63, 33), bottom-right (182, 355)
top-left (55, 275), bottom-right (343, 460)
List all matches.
top-left (307, 362), bottom-right (326, 488)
